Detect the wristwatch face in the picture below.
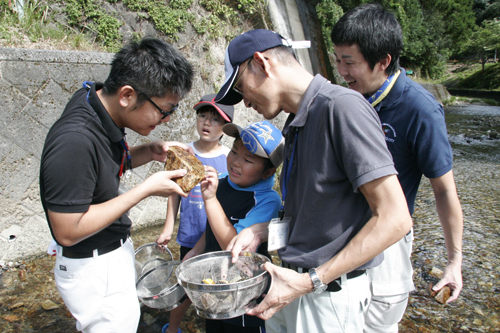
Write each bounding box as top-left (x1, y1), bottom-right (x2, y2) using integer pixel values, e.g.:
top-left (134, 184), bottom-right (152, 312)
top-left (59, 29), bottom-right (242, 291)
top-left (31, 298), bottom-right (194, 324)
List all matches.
top-left (309, 268), bottom-right (328, 293)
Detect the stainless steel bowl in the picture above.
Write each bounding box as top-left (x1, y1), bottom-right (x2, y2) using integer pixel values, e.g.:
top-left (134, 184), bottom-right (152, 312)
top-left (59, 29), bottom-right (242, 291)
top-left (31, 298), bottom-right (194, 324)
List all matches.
top-left (134, 243), bottom-right (174, 278)
top-left (176, 251), bottom-right (270, 319)
top-left (136, 261), bottom-right (186, 310)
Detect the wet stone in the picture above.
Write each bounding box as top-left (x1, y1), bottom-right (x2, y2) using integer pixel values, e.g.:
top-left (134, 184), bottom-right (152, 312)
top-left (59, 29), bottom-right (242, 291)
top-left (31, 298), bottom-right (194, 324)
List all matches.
top-left (4, 314), bottom-right (20, 322)
top-left (429, 266), bottom-right (443, 279)
top-left (41, 299), bottom-right (60, 310)
top-left (8, 301), bottom-right (24, 310)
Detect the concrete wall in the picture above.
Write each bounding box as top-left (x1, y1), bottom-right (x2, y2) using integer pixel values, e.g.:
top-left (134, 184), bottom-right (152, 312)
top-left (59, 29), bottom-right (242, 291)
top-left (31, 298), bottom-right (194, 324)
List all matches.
top-left (0, 47), bottom-right (285, 263)
top-left (419, 83), bottom-right (452, 104)
top-left (447, 88), bottom-right (500, 102)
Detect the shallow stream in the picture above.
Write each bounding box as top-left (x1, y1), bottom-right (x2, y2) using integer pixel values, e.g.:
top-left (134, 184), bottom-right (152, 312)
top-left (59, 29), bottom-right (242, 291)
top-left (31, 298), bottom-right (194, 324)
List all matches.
top-left (1, 104), bottom-right (499, 332)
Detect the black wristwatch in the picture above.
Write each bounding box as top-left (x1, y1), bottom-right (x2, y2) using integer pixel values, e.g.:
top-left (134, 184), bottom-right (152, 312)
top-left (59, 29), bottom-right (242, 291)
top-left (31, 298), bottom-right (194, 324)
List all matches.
top-left (308, 267), bottom-right (328, 293)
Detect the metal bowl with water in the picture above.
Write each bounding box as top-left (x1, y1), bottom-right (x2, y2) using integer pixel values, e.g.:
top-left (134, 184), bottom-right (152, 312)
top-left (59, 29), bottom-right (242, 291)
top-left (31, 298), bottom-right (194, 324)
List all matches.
top-left (134, 243), bottom-right (185, 310)
top-left (176, 251), bottom-right (270, 319)
top-left (136, 260), bottom-right (186, 310)
top-left (134, 242), bottom-right (174, 278)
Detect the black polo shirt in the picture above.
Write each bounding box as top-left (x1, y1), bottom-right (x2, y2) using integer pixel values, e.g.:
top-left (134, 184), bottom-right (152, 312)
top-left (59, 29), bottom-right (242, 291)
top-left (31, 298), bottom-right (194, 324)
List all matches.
top-left (40, 82), bottom-right (130, 252)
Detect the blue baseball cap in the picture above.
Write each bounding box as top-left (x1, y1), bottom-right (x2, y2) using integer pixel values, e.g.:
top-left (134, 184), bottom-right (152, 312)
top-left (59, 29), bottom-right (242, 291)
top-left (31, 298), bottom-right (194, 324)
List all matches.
top-left (223, 120), bottom-right (285, 167)
top-left (215, 29), bottom-right (311, 105)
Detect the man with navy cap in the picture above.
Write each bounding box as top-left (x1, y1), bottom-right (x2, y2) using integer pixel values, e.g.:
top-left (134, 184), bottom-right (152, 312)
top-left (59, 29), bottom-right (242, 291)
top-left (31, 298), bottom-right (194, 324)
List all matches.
top-left (219, 29), bottom-right (413, 332)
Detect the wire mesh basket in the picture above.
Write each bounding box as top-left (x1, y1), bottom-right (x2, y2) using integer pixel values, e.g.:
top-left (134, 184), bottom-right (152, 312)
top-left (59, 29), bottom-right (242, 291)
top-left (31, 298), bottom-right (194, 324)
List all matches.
top-left (134, 243), bottom-right (185, 309)
top-left (176, 251), bottom-right (270, 319)
top-left (136, 261), bottom-right (186, 310)
top-left (134, 242), bottom-right (174, 278)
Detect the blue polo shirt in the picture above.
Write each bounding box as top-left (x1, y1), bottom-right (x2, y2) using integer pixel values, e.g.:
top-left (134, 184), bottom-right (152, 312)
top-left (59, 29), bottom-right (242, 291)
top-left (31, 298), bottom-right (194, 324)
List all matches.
top-left (373, 70), bottom-right (453, 214)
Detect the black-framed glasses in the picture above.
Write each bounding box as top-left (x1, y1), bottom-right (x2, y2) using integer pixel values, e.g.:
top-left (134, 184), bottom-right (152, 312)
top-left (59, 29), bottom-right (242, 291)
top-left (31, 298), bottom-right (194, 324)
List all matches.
top-left (136, 89), bottom-right (178, 119)
top-left (232, 58), bottom-right (252, 95)
top-left (196, 113), bottom-right (224, 126)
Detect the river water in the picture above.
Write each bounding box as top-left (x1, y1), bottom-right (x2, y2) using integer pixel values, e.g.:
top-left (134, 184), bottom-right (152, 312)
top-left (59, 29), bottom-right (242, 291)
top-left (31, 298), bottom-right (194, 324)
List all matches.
top-left (1, 104), bottom-right (499, 333)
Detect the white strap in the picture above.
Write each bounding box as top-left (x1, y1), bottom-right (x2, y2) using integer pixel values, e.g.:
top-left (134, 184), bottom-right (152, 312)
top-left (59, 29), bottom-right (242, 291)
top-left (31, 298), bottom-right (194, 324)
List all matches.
top-left (283, 39), bottom-right (311, 49)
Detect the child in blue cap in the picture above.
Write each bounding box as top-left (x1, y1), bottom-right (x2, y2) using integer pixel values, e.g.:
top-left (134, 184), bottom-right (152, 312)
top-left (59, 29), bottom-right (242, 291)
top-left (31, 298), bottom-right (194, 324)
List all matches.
top-left (186, 120), bottom-right (284, 333)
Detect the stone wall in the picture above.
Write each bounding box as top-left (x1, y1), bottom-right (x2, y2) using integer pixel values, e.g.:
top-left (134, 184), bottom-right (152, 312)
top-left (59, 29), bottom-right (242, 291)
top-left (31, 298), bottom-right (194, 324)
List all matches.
top-left (0, 47), bottom-right (285, 263)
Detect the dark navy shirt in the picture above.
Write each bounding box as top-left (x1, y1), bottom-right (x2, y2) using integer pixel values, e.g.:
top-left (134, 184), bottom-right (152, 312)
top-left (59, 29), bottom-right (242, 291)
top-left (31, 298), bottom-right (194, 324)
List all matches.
top-left (40, 82), bottom-right (130, 252)
top-left (204, 174), bottom-right (280, 253)
top-left (373, 70), bottom-right (453, 215)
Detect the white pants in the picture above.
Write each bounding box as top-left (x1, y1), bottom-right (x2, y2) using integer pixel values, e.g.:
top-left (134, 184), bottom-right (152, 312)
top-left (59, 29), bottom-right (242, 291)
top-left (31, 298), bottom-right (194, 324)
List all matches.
top-left (364, 293), bottom-right (409, 333)
top-left (54, 238), bottom-right (140, 333)
top-left (364, 229), bottom-right (414, 332)
top-left (266, 273), bottom-right (371, 333)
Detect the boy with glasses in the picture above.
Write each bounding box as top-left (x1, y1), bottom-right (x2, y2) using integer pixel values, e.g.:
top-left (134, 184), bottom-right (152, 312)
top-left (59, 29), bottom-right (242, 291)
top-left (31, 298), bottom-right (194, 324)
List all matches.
top-left (158, 94), bottom-right (233, 333)
top-left (39, 37), bottom-right (193, 333)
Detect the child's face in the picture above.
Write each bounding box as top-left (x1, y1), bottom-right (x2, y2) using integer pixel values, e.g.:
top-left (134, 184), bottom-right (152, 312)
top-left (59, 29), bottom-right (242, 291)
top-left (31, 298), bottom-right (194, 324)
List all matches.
top-left (227, 139), bottom-right (273, 187)
top-left (196, 109), bottom-right (225, 142)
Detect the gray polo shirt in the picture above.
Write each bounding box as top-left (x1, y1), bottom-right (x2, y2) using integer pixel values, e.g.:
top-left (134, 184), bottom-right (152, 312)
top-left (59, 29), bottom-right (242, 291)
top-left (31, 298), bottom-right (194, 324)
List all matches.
top-left (278, 75), bottom-right (397, 270)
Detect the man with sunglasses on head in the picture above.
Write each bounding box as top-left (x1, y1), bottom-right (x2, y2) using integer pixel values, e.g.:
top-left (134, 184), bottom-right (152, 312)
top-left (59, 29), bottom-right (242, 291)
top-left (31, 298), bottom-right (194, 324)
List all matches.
top-left (219, 29), bottom-right (412, 332)
top-left (39, 37), bottom-right (194, 333)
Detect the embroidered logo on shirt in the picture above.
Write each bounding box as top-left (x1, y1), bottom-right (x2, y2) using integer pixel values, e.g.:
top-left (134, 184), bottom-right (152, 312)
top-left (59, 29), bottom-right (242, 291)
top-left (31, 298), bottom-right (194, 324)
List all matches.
top-left (382, 123), bottom-right (396, 143)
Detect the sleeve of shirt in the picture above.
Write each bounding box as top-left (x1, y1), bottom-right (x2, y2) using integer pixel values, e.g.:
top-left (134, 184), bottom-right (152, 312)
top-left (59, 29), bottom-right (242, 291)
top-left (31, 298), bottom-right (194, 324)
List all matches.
top-left (233, 191), bottom-right (281, 233)
top-left (330, 93), bottom-right (397, 192)
top-left (41, 132), bottom-right (98, 213)
top-left (408, 99), bottom-right (453, 179)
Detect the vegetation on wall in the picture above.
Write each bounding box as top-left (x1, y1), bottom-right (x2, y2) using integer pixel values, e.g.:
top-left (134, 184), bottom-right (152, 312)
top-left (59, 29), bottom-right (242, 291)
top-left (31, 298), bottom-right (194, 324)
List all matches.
top-left (0, 0), bottom-right (267, 51)
top-left (0, 0), bottom-right (498, 85)
top-left (65, 0), bottom-right (124, 51)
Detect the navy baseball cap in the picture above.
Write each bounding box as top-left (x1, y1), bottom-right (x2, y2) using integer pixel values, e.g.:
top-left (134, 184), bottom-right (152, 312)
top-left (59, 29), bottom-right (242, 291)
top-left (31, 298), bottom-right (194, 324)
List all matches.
top-left (223, 120), bottom-right (285, 167)
top-left (193, 93), bottom-right (234, 122)
top-left (215, 29), bottom-right (310, 105)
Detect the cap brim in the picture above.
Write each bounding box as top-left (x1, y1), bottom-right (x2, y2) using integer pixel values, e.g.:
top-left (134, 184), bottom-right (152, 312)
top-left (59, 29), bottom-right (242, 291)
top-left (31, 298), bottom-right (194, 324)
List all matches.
top-left (222, 123), bottom-right (244, 138)
top-left (215, 65), bottom-right (244, 106)
top-left (193, 100), bottom-right (232, 123)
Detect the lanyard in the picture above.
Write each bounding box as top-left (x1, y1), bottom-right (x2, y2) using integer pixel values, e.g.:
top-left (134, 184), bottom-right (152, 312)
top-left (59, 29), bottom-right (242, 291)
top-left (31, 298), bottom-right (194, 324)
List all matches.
top-left (83, 81), bottom-right (93, 103)
top-left (280, 128), bottom-right (298, 218)
top-left (118, 134), bottom-right (132, 178)
top-left (366, 69), bottom-right (400, 107)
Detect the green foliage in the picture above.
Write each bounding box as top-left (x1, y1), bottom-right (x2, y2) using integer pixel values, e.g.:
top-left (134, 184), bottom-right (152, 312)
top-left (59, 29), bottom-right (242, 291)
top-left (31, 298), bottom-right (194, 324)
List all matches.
top-left (324, 0), bottom-right (473, 79)
top-left (473, 0), bottom-right (500, 24)
top-left (461, 19), bottom-right (500, 70)
top-left (192, 0), bottom-right (238, 37)
top-left (200, 0), bottom-right (237, 22)
top-left (0, 0), bottom-right (71, 45)
top-left (93, 14), bottom-right (122, 51)
top-left (316, 0), bottom-right (343, 55)
top-left (423, 0), bottom-right (476, 54)
top-left (453, 63), bottom-right (500, 90)
top-left (122, 0), bottom-right (194, 40)
top-left (236, 0), bottom-right (265, 16)
top-left (463, 19), bottom-right (500, 56)
top-left (65, 0), bottom-right (123, 51)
